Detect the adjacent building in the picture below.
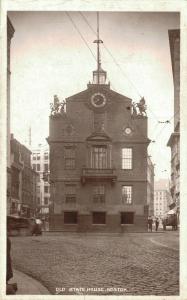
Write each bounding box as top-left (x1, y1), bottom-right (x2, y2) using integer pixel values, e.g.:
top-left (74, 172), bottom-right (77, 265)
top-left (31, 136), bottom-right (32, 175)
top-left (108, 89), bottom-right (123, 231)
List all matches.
top-left (20, 143), bottom-right (38, 217)
top-left (31, 146), bottom-right (50, 218)
top-left (48, 33), bottom-right (151, 231)
top-left (10, 136), bottom-right (23, 215)
top-left (10, 134), bottom-right (38, 217)
top-left (167, 29), bottom-right (180, 214)
top-left (147, 156), bottom-right (155, 216)
top-left (7, 17), bottom-right (15, 214)
top-left (154, 179), bottom-right (172, 218)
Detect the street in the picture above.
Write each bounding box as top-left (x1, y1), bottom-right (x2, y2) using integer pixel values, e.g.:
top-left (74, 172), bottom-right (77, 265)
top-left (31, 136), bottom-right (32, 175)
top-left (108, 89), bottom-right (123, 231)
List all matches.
top-left (11, 231), bottom-right (179, 295)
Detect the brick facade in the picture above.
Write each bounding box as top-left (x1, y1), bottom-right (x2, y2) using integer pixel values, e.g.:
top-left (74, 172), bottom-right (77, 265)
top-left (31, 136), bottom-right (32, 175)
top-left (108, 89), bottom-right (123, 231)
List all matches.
top-left (167, 29), bottom-right (180, 214)
top-left (10, 135), bottom-right (38, 217)
top-left (7, 17), bottom-right (15, 214)
top-left (48, 80), bottom-right (150, 232)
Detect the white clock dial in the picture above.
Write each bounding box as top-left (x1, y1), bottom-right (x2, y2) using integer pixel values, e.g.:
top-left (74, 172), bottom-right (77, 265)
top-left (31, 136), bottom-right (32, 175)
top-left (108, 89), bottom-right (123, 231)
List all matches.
top-left (124, 127), bottom-right (132, 135)
top-left (91, 93), bottom-right (107, 108)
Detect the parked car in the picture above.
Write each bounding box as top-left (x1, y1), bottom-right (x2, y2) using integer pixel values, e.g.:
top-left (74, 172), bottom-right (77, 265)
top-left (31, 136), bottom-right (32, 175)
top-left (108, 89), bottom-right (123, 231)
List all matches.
top-left (7, 215), bottom-right (36, 236)
top-left (162, 213), bottom-right (178, 230)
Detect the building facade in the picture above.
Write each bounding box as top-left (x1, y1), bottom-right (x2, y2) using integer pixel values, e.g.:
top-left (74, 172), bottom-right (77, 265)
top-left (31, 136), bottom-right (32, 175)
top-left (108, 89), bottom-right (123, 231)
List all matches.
top-left (10, 134), bottom-right (38, 217)
top-left (48, 51), bottom-right (150, 231)
top-left (10, 136), bottom-right (23, 215)
top-left (154, 179), bottom-right (172, 218)
top-left (20, 143), bottom-right (37, 217)
top-left (31, 146), bottom-right (50, 217)
top-left (147, 156), bottom-right (154, 216)
top-left (167, 29), bottom-right (180, 213)
top-left (7, 17), bottom-right (15, 214)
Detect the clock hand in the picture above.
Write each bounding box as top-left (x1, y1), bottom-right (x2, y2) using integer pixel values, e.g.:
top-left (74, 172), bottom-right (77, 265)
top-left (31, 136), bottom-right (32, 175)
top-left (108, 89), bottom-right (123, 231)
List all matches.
top-left (95, 98), bottom-right (101, 103)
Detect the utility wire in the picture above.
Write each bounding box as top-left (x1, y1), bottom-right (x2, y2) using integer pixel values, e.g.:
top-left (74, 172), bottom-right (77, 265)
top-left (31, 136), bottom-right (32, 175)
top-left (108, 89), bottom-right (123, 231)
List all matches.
top-left (79, 11), bottom-right (142, 98)
top-left (153, 109), bottom-right (179, 142)
top-left (79, 11), bottom-right (176, 127)
top-left (66, 12), bottom-right (116, 91)
top-left (66, 12), bottom-right (96, 62)
top-left (146, 106), bottom-right (160, 122)
top-left (71, 12), bottom-right (177, 143)
top-left (149, 122), bottom-right (160, 142)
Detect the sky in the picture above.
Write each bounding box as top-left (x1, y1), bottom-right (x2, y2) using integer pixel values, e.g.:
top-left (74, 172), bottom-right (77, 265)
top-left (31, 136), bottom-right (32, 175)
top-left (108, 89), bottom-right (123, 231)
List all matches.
top-left (8, 11), bottom-right (180, 180)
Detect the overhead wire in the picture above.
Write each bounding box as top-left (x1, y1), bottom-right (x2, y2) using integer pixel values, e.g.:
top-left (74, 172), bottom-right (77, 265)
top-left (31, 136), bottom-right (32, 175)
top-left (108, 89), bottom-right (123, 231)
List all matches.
top-left (153, 109), bottom-right (179, 142)
top-left (70, 12), bottom-right (177, 146)
top-left (66, 12), bottom-right (116, 91)
top-left (65, 12), bottom-right (96, 62)
top-left (146, 106), bottom-right (160, 122)
top-left (79, 11), bottom-right (142, 99)
top-left (79, 11), bottom-right (177, 135)
top-left (77, 13), bottom-right (154, 140)
top-left (79, 11), bottom-right (163, 140)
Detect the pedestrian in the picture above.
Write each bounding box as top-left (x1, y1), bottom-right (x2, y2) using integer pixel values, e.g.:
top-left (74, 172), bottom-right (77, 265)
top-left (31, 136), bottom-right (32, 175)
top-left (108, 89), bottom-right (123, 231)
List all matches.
top-left (162, 218), bottom-right (166, 231)
top-left (172, 214), bottom-right (178, 231)
top-left (31, 218), bottom-right (42, 236)
top-left (7, 237), bottom-right (13, 283)
top-left (155, 217), bottom-right (159, 232)
top-left (6, 236), bottom-right (17, 294)
top-left (147, 216), bottom-right (153, 232)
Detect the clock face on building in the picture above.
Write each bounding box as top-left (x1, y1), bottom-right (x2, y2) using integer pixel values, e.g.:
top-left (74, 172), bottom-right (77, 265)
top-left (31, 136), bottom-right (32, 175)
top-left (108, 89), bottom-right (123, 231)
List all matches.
top-left (91, 93), bottom-right (107, 108)
top-left (124, 127), bottom-right (132, 135)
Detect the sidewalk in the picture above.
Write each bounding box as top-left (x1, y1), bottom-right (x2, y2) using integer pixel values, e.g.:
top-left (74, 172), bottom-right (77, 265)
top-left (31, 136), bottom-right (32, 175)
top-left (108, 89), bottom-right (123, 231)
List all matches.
top-left (9, 269), bottom-right (50, 295)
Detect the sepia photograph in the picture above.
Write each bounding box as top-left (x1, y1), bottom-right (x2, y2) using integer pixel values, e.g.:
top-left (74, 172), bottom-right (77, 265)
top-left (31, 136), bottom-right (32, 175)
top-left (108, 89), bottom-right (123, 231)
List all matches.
top-left (1, 1), bottom-right (186, 299)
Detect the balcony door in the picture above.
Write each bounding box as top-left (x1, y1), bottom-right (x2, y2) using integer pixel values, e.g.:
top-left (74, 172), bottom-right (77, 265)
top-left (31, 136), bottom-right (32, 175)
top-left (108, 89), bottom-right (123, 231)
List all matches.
top-left (92, 146), bottom-right (107, 169)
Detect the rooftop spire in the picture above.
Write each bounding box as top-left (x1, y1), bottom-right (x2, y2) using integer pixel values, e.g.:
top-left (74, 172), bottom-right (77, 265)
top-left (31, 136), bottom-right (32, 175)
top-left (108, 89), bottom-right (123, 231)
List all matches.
top-left (92, 12), bottom-right (107, 85)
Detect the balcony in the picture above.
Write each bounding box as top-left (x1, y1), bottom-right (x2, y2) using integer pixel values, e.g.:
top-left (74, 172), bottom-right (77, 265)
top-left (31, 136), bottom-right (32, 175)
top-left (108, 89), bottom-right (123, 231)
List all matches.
top-left (81, 168), bottom-right (117, 185)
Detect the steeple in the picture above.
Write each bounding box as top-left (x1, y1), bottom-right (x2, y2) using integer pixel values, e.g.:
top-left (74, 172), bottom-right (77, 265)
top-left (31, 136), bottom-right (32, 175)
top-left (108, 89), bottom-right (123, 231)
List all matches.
top-left (92, 12), bottom-right (107, 85)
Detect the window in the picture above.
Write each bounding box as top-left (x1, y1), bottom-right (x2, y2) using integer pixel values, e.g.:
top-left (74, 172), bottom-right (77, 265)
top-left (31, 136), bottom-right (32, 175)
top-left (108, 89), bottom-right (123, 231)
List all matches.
top-left (93, 185), bottom-right (105, 203)
top-left (37, 197), bottom-right (40, 204)
top-left (44, 197), bottom-right (48, 205)
top-left (64, 147), bottom-right (75, 169)
top-left (92, 212), bottom-right (106, 224)
top-left (44, 152), bottom-right (48, 160)
top-left (33, 164), bottom-right (36, 171)
top-left (64, 212), bottom-right (77, 224)
top-left (44, 163), bottom-right (48, 172)
top-left (92, 146), bottom-right (107, 169)
top-left (122, 186), bottom-right (132, 204)
top-left (44, 186), bottom-right (49, 193)
top-left (65, 184), bottom-right (76, 203)
top-left (37, 164), bottom-right (40, 171)
top-left (37, 154), bottom-right (40, 160)
top-left (121, 212), bottom-right (134, 224)
top-left (122, 148), bottom-right (132, 169)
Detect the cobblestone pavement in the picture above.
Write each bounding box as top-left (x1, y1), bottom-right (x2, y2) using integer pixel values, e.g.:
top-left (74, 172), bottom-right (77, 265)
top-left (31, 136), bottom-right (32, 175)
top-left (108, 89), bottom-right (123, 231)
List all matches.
top-left (10, 232), bottom-right (179, 296)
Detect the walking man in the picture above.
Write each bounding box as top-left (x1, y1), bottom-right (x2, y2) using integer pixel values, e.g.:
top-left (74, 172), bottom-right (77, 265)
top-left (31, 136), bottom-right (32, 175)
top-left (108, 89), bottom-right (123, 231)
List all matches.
top-left (148, 216), bottom-right (153, 232)
top-left (155, 217), bottom-right (159, 232)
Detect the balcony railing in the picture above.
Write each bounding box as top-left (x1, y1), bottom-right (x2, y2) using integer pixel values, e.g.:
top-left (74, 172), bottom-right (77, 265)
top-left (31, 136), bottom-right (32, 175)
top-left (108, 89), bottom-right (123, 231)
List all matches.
top-left (81, 168), bottom-right (117, 184)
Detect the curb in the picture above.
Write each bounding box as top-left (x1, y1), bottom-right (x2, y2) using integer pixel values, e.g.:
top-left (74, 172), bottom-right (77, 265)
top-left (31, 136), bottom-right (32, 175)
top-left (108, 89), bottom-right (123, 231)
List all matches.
top-left (9, 269), bottom-right (50, 295)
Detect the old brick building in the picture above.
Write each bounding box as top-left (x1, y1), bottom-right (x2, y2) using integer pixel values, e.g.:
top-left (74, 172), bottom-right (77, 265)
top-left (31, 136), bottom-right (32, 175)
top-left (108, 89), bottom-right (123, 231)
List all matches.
top-left (48, 22), bottom-right (151, 231)
top-left (7, 17), bottom-right (15, 214)
top-left (147, 156), bottom-right (155, 217)
top-left (48, 67), bottom-right (151, 232)
top-left (10, 134), bottom-right (38, 217)
top-left (167, 29), bottom-right (180, 214)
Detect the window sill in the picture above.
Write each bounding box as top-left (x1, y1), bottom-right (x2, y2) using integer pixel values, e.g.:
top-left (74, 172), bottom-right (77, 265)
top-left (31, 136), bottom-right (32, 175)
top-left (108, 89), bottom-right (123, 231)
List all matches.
top-left (92, 224), bottom-right (106, 226)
